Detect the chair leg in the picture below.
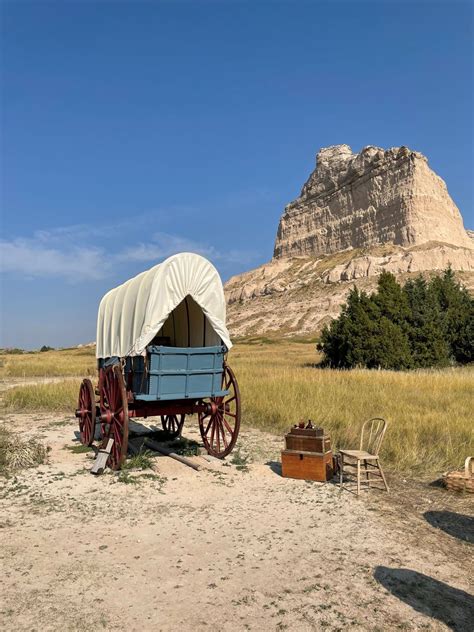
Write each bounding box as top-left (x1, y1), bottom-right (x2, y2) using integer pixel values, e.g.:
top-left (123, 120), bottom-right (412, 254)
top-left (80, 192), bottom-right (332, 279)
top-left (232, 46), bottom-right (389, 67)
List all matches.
top-left (364, 459), bottom-right (370, 488)
top-left (377, 459), bottom-right (389, 492)
top-left (339, 453), bottom-right (344, 490)
top-left (356, 459), bottom-right (361, 496)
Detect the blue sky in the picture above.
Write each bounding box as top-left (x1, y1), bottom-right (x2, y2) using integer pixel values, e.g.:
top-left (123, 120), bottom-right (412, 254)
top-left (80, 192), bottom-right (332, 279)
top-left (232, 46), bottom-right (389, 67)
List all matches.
top-left (1, 0), bottom-right (473, 349)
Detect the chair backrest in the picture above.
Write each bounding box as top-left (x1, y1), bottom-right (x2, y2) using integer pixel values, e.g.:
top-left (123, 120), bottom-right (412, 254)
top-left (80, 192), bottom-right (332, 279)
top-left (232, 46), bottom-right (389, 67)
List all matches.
top-left (360, 418), bottom-right (388, 455)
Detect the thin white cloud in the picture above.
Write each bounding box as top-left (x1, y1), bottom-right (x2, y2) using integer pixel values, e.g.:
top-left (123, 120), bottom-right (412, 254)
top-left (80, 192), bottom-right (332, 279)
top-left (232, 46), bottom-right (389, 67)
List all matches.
top-left (0, 238), bottom-right (108, 281)
top-left (115, 232), bottom-right (214, 263)
top-left (0, 225), bottom-right (262, 282)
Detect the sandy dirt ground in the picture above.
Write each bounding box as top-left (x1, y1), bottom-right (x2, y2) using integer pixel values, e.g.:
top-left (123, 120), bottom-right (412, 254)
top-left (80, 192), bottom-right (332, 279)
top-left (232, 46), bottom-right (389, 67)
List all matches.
top-left (1, 408), bottom-right (473, 632)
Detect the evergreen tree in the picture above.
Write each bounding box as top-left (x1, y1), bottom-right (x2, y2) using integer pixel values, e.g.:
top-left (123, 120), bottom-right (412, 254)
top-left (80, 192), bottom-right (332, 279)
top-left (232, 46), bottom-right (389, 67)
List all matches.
top-left (373, 270), bottom-right (410, 325)
top-left (371, 317), bottom-right (413, 370)
top-left (403, 277), bottom-right (450, 367)
top-left (430, 269), bottom-right (474, 363)
top-left (318, 281), bottom-right (412, 369)
top-left (318, 269), bottom-right (473, 370)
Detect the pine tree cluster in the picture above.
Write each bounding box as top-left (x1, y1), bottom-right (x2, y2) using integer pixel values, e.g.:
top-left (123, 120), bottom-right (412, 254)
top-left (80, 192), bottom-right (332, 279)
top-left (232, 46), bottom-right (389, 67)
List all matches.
top-left (317, 269), bottom-right (474, 369)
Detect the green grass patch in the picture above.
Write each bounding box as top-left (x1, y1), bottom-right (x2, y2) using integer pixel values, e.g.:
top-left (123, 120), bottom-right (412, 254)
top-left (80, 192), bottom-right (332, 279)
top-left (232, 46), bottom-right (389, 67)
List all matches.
top-left (230, 446), bottom-right (250, 471)
top-left (164, 437), bottom-right (201, 456)
top-left (64, 444), bottom-right (93, 454)
top-left (123, 449), bottom-right (154, 470)
top-left (116, 470), bottom-right (141, 485)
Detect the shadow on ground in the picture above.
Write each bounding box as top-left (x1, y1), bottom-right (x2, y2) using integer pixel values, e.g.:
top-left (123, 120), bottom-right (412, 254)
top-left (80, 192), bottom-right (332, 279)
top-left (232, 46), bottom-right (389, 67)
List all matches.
top-left (266, 460), bottom-right (282, 476)
top-left (374, 566), bottom-right (474, 632)
top-left (424, 510), bottom-right (474, 544)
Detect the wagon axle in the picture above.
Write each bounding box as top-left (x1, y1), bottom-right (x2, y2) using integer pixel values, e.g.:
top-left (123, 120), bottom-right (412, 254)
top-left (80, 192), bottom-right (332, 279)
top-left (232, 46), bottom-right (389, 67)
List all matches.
top-left (75, 399), bottom-right (226, 427)
top-left (75, 401), bottom-right (223, 421)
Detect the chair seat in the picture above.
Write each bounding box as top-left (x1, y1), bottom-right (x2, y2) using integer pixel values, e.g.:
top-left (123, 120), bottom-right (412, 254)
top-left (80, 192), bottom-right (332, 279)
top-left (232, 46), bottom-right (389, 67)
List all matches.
top-left (339, 449), bottom-right (378, 460)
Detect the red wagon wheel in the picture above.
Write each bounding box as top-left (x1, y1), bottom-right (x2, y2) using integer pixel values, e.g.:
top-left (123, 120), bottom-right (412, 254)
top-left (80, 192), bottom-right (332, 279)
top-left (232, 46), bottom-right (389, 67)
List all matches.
top-left (77, 378), bottom-right (96, 446)
top-left (99, 365), bottom-right (129, 470)
top-left (198, 364), bottom-right (241, 458)
top-left (161, 414), bottom-right (185, 439)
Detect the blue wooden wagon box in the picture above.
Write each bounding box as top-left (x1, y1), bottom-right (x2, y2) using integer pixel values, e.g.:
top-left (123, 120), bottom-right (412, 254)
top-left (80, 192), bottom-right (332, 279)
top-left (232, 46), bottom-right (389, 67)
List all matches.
top-left (125, 345), bottom-right (228, 401)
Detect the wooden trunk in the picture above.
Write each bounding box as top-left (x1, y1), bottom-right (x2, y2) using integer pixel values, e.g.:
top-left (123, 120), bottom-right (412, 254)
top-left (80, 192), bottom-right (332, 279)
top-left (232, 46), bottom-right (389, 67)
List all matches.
top-left (285, 434), bottom-right (331, 453)
top-left (281, 449), bottom-right (334, 482)
top-left (284, 427), bottom-right (331, 454)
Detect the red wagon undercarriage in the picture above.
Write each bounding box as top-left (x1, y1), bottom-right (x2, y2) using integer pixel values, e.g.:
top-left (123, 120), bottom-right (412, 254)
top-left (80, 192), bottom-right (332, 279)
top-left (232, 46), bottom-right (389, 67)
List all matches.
top-left (76, 363), bottom-right (241, 470)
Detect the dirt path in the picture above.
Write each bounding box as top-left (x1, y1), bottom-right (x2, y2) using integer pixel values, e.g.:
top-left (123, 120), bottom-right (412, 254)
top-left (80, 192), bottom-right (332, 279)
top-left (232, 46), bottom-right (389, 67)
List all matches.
top-left (1, 412), bottom-right (473, 632)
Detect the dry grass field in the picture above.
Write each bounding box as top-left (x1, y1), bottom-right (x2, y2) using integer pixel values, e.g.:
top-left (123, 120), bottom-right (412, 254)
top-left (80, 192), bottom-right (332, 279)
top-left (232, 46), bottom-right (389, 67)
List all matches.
top-left (230, 341), bottom-right (474, 474)
top-left (0, 346), bottom-right (96, 378)
top-left (1, 343), bottom-right (473, 631)
top-left (2, 342), bottom-right (473, 475)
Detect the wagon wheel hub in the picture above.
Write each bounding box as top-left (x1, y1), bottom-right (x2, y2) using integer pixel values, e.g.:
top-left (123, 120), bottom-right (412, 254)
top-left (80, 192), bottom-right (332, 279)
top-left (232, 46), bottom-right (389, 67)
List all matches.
top-left (198, 364), bottom-right (241, 459)
top-left (100, 409), bottom-right (120, 425)
top-left (75, 408), bottom-right (90, 418)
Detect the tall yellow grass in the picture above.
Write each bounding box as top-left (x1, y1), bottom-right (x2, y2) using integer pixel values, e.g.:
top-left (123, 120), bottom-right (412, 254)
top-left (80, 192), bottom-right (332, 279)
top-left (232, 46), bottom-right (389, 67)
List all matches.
top-left (0, 347), bottom-right (96, 378)
top-left (230, 342), bottom-right (474, 474)
top-left (3, 380), bottom-right (81, 412)
top-left (2, 343), bottom-right (473, 473)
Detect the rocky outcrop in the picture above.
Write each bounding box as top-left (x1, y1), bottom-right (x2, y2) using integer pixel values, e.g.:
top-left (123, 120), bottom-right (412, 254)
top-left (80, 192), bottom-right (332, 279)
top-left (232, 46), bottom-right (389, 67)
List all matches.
top-left (274, 145), bottom-right (472, 258)
top-left (225, 243), bottom-right (474, 338)
top-left (321, 242), bottom-right (474, 283)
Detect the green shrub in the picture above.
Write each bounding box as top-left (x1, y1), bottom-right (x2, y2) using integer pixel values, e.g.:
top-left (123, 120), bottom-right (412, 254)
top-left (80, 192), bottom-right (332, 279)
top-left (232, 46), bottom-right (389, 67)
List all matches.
top-left (318, 270), bottom-right (474, 370)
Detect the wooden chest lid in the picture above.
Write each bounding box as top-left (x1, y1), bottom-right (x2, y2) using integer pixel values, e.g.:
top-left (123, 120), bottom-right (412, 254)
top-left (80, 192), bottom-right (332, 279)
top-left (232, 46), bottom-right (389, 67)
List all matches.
top-left (287, 426), bottom-right (325, 438)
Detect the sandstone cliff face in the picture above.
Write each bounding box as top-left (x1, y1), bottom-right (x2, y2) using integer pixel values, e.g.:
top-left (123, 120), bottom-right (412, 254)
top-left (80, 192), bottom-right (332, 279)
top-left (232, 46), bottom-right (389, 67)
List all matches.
top-left (225, 143), bottom-right (473, 339)
top-left (274, 145), bottom-right (472, 258)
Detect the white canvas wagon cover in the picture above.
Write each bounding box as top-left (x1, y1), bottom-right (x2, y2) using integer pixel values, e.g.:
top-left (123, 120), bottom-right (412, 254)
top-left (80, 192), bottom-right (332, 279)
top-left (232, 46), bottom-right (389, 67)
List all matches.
top-left (96, 253), bottom-right (232, 359)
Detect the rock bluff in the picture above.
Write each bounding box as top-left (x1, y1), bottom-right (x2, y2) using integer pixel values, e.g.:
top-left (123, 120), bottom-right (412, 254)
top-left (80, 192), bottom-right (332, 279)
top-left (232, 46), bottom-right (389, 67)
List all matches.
top-left (225, 144), bottom-right (473, 338)
top-left (274, 144), bottom-right (472, 258)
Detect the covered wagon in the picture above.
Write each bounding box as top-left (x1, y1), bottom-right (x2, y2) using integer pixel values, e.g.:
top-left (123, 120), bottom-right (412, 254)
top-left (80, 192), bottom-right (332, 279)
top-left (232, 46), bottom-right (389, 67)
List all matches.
top-left (76, 253), bottom-right (241, 469)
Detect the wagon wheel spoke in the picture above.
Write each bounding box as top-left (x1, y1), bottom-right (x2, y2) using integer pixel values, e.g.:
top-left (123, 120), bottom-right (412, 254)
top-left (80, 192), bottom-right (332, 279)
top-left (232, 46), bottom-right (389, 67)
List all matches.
top-left (222, 410), bottom-right (236, 419)
top-left (198, 364), bottom-right (241, 459)
top-left (215, 418), bottom-right (221, 453)
top-left (161, 414), bottom-right (185, 439)
top-left (77, 378), bottom-right (96, 446)
top-left (202, 416), bottom-right (212, 437)
top-left (217, 416), bottom-right (228, 449)
top-left (222, 417), bottom-right (234, 436)
top-left (99, 365), bottom-right (129, 470)
top-left (210, 417), bottom-right (216, 449)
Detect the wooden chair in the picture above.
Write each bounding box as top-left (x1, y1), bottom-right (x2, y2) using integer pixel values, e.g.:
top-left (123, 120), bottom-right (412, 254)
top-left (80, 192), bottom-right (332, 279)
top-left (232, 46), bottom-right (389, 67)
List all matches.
top-left (339, 418), bottom-right (389, 496)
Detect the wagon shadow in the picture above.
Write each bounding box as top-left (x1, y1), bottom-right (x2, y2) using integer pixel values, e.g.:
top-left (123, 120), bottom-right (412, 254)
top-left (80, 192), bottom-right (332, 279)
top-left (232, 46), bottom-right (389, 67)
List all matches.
top-left (374, 566), bottom-right (474, 631)
top-left (424, 511), bottom-right (474, 544)
top-left (72, 429), bottom-right (99, 452)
